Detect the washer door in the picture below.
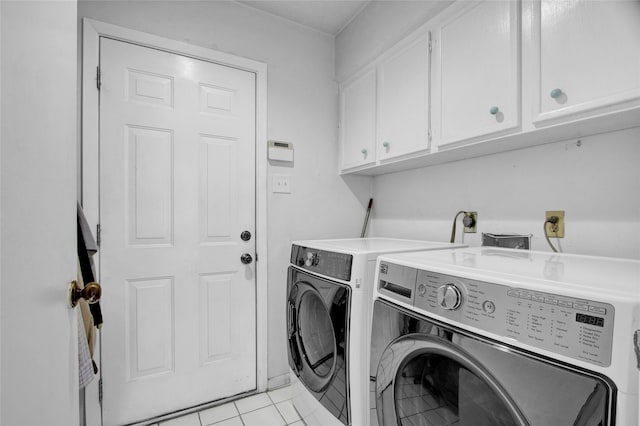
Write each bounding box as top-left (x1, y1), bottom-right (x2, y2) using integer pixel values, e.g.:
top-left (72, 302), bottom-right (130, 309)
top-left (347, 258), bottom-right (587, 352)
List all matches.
top-left (376, 334), bottom-right (529, 426)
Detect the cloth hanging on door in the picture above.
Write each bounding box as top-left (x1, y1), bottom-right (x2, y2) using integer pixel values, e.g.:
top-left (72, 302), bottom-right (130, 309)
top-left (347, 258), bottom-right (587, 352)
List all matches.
top-left (77, 257), bottom-right (98, 385)
top-left (77, 203), bottom-right (103, 328)
top-left (77, 260), bottom-right (96, 387)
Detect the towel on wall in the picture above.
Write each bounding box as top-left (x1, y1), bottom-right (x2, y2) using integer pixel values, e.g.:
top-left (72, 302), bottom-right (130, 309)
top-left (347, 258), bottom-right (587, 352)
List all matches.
top-left (77, 203), bottom-right (103, 328)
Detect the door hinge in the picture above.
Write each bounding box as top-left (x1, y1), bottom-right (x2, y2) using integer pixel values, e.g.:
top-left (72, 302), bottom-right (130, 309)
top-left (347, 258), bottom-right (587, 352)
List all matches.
top-left (428, 34), bottom-right (433, 53)
top-left (96, 66), bottom-right (102, 90)
top-left (98, 378), bottom-right (103, 404)
top-left (428, 128), bottom-right (432, 143)
top-left (96, 224), bottom-right (101, 246)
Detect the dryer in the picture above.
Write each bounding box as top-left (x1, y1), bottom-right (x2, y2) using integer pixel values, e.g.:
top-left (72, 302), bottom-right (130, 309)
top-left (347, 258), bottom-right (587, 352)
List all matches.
top-left (370, 247), bottom-right (640, 426)
top-left (287, 238), bottom-right (466, 426)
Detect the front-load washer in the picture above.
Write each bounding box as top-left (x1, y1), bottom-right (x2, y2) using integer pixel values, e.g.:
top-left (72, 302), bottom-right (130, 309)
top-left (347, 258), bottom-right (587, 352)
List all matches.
top-left (370, 247), bottom-right (640, 426)
top-left (286, 238), bottom-right (466, 426)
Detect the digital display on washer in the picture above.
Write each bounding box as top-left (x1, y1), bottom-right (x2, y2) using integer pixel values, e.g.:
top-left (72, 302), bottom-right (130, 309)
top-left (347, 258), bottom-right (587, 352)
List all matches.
top-left (576, 313), bottom-right (604, 328)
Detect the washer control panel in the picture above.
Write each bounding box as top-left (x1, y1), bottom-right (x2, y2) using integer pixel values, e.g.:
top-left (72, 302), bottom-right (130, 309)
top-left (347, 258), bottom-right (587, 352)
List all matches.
top-left (413, 270), bottom-right (614, 367)
top-left (291, 244), bottom-right (353, 282)
top-left (378, 262), bottom-right (614, 367)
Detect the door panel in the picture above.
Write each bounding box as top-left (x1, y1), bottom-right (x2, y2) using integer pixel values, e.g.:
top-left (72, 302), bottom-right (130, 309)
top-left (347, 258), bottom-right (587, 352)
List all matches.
top-left (340, 69), bottom-right (376, 169)
top-left (436, 0), bottom-right (519, 146)
top-left (536, 0), bottom-right (640, 120)
top-left (377, 34), bottom-right (430, 160)
top-left (100, 38), bottom-right (256, 425)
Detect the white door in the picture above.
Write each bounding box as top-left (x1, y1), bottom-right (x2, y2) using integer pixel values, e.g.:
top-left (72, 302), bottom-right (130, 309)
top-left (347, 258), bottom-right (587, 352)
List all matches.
top-left (533, 0), bottom-right (640, 123)
top-left (434, 0), bottom-right (519, 146)
top-left (340, 69), bottom-right (376, 170)
top-left (99, 38), bottom-right (257, 425)
top-left (377, 34), bottom-right (431, 161)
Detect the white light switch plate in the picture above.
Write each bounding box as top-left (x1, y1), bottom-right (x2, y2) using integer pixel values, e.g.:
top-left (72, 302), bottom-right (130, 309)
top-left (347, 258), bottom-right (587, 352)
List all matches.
top-left (272, 174), bottom-right (291, 194)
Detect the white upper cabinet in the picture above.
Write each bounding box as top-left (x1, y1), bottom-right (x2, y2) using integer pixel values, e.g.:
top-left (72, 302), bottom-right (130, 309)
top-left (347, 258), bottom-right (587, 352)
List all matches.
top-left (531, 0), bottom-right (640, 124)
top-left (337, 0), bottom-right (640, 175)
top-left (377, 33), bottom-right (431, 161)
top-left (340, 69), bottom-right (377, 170)
top-left (433, 1), bottom-right (520, 148)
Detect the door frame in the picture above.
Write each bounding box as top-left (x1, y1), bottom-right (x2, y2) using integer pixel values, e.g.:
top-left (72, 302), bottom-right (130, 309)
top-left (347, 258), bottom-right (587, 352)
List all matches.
top-left (80, 16), bottom-right (269, 416)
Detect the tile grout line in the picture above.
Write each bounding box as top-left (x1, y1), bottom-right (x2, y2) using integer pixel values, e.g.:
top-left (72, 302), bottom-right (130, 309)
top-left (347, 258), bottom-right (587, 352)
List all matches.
top-left (161, 387), bottom-right (303, 426)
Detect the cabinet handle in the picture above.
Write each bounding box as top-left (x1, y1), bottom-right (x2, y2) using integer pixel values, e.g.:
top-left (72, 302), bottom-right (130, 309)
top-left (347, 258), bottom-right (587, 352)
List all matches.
top-left (382, 141), bottom-right (390, 149)
top-left (550, 88), bottom-right (563, 99)
top-left (361, 148), bottom-right (367, 155)
top-left (489, 106), bottom-right (500, 115)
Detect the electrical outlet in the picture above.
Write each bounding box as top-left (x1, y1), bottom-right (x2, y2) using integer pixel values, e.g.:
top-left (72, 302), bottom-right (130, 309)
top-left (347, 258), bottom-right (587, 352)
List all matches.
top-left (545, 210), bottom-right (565, 238)
top-left (463, 211), bottom-right (477, 233)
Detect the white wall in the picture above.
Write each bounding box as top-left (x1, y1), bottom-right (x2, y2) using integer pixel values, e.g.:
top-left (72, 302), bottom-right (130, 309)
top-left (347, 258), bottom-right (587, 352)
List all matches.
top-left (371, 127), bottom-right (640, 259)
top-left (1, 1), bottom-right (79, 424)
top-left (336, 4), bottom-right (640, 260)
top-left (78, 1), bottom-right (372, 387)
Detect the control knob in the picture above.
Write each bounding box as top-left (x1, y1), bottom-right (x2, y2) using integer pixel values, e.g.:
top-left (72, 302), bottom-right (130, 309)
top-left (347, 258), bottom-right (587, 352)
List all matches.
top-left (417, 283), bottom-right (427, 297)
top-left (437, 284), bottom-right (462, 310)
top-left (305, 252), bottom-right (319, 267)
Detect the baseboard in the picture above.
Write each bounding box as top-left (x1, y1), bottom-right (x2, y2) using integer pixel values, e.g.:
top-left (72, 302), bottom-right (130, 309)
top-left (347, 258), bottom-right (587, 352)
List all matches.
top-left (267, 372), bottom-right (290, 390)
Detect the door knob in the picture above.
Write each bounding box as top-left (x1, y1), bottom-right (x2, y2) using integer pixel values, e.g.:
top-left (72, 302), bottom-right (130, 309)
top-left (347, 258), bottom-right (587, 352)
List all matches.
top-left (240, 230), bottom-right (252, 241)
top-left (69, 280), bottom-right (102, 308)
top-left (241, 253), bottom-right (253, 265)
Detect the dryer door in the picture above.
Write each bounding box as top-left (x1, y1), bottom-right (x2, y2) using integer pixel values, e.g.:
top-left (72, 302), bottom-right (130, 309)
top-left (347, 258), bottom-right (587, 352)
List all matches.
top-left (286, 267), bottom-right (350, 392)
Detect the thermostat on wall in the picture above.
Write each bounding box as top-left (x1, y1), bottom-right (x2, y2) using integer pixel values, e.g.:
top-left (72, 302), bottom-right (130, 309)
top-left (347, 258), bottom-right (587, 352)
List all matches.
top-left (268, 140), bottom-right (294, 162)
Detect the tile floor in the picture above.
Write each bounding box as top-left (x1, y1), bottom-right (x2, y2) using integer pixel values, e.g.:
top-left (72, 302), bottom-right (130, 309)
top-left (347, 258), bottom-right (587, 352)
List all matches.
top-left (155, 386), bottom-right (306, 426)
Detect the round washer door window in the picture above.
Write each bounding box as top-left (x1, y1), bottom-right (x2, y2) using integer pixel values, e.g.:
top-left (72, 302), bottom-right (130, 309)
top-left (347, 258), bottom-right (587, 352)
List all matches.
top-left (297, 288), bottom-right (337, 390)
top-left (376, 335), bottom-right (528, 426)
top-left (395, 352), bottom-right (522, 425)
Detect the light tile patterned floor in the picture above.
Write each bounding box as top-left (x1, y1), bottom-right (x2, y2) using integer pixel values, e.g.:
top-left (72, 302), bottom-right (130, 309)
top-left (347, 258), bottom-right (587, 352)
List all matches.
top-left (155, 386), bottom-right (305, 426)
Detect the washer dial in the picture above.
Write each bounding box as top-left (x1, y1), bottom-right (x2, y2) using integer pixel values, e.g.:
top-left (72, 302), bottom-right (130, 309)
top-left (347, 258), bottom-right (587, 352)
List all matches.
top-left (437, 284), bottom-right (463, 310)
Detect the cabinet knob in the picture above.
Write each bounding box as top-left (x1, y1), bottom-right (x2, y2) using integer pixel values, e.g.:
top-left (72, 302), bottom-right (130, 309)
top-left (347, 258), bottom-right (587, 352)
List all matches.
top-left (489, 106), bottom-right (500, 115)
top-left (361, 148), bottom-right (367, 155)
top-left (550, 88), bottom-right (563, 99)
top-left (382, 141), bottom-right (390, 149)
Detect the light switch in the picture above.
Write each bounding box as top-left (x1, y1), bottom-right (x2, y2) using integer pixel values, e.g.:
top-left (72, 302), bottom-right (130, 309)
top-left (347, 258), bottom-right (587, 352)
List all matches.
top-left (272, 174), bottom-right (291, 194)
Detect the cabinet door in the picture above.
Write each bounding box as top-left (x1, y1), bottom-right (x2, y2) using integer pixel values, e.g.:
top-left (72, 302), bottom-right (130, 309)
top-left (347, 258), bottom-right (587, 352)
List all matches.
top-left (340, 69), bottom-right (376, 170)
top-left (533, 0), bottom-right (640, 123)
top-left (434, 0), bottom-right (520, 147)
top-left (377, 34), bottom-right (431, 161)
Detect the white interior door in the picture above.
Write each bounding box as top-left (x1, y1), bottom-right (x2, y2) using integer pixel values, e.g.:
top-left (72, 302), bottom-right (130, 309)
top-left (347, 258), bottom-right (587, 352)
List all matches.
top-left (99, 37), bottom-right (257, 425)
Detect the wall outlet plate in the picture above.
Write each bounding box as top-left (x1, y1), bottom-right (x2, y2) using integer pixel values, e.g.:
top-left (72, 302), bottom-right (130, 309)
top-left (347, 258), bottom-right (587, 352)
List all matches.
top-left (545, 210), bottom-right (565, 238)
top-left (463, 211), bottom-right (477, 233)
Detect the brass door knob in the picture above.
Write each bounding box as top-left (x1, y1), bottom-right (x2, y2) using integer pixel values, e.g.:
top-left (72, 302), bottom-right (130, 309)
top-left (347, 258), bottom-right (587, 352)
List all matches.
top-left (69, 280), bottom-right (102, 308)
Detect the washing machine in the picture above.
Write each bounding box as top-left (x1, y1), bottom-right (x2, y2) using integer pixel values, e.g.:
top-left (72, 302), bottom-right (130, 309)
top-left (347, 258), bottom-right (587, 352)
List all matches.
top-left (286, 238), bottom-right (466, 426)
top-left (369, 247), bottom-right (640, 426)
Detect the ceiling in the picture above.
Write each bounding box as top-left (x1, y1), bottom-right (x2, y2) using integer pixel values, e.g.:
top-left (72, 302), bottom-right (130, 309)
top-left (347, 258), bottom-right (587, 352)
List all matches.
top-left (236, 0), bottom-right (371, 36)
